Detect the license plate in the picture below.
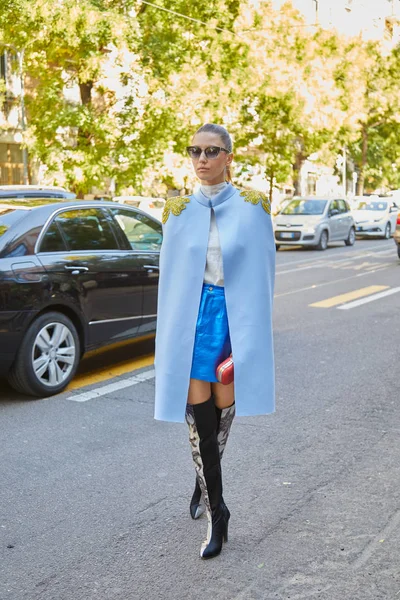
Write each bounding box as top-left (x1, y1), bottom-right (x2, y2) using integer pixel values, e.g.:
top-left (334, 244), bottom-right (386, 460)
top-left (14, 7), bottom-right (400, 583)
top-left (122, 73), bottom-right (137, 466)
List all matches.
top-left (281, 232), bottom-right (295, 239)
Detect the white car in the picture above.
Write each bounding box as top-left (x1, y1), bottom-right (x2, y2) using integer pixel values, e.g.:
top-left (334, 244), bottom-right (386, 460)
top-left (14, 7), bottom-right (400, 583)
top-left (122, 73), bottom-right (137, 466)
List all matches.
top-left (113, 196), bottom-right (165, 222)
top-left (353, 198), bottom-right (398, 239)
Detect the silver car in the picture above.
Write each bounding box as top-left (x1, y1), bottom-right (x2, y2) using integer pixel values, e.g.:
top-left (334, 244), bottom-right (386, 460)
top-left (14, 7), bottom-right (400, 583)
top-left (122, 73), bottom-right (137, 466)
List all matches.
top-left (274, 197), bottom-right (356, 251)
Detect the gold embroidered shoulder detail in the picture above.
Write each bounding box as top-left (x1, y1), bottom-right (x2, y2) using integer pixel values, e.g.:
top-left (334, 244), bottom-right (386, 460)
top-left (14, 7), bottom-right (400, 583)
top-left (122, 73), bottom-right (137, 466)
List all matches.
top-left (239, 190), bottom-right (271, 215)
top-left (162, 196), bottom-right (190, 224)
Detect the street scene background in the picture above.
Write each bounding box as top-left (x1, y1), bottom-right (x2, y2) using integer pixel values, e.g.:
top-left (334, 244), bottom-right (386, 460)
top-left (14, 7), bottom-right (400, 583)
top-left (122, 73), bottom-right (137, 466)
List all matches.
top-left (1, 1), bottom-right (400, 599)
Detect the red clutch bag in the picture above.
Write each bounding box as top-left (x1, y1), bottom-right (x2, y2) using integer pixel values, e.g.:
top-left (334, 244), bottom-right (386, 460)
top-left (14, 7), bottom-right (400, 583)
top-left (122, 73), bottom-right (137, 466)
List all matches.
top-left (216, 354), bottom-right (234, 385)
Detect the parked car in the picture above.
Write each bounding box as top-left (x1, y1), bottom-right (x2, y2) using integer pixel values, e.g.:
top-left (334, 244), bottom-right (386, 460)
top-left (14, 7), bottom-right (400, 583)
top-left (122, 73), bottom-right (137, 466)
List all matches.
top-left (352, 198), bottom-right (398, 239)
top-left (394, 210), bottom-right (400, 258)
top-left (0, 185), bottom-right (76, 200)
top-left (274, 197), bottom-right (356, 250)
top-left (113, 195), bottom-right (165, 221)
top-left (0, 199), bottom-right (162, 396)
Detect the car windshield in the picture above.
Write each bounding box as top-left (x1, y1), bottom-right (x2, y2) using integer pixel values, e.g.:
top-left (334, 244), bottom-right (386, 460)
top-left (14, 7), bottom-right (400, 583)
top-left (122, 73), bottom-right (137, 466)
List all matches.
top-left (0, 208), bottom-right (29, 237)
top-left (281, 199), bottom-right (327, 215)
top-left (356, 201), bottom-right (388, 211)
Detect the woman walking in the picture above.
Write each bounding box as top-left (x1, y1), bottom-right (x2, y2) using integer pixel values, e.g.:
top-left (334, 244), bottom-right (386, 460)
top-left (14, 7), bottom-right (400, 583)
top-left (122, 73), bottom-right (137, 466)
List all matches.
top-left (154, 123), bottom-right (275, 559)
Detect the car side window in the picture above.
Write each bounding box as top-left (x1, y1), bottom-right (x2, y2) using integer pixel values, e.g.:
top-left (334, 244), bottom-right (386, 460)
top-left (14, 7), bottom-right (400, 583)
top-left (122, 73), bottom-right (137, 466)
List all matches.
top-left (338, 200), bottom-right (348, 213)
top-left (39, 221), bottom-right (67, 252)
top-left (55, 208), bottom-right (118, 251)
top-left (329, 200), bottom-right (339, 213)
top-left (110, 208), bottom-right (162, 251)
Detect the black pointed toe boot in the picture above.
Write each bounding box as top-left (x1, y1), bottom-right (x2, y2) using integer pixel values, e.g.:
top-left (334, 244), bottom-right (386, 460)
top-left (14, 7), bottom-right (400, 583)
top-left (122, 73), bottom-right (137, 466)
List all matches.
top-left (185, 397), bottom-right (229, 559)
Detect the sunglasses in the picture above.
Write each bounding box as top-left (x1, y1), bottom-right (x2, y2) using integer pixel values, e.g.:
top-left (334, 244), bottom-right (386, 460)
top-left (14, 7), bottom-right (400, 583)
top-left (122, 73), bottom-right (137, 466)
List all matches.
top-left (186, 146), bottom-right (229, 160)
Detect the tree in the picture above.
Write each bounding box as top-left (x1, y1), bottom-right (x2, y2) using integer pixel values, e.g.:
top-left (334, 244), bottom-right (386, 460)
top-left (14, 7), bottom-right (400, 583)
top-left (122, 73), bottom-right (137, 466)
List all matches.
top-left (333, 40), bottom-right (400, 194)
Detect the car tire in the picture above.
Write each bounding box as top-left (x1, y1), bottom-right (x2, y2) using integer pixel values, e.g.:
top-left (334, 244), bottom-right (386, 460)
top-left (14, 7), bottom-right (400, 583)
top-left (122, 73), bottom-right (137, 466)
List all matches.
top-left (397, 243), bottom-right (400, 259)
top-left (8, 311), bottom-right (80, 397)
top-left (384, 223), bottom-right (391, 239)
top-left (345, 227), bottom-right (356, 246)
top-left (276, 244), bottom-right (281, 251)
top-left (316, 230), bottom-right (328, 251)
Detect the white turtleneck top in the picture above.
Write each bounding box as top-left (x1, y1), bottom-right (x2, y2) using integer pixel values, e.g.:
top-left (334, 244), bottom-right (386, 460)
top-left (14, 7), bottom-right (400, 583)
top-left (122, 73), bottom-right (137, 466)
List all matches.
top-left (201, 182), bottom-right (227, 287)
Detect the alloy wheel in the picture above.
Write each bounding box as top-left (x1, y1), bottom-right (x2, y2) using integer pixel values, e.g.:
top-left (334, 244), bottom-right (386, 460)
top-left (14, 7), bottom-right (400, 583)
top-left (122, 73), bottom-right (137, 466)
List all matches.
top-left (384, 223), bottom-right (391, 239)
top-left (32, 322), bottom-right (76, 388)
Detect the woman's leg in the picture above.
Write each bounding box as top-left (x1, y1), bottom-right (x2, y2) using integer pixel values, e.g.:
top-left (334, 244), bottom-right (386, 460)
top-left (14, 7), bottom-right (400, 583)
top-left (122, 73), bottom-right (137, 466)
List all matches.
top-left (185, 379), bottom-right (228, 558)
top-left (188, 379), bottom-right (211, 519)
top-left (212, 380), bottom-right (234, 410)
top-left (187, 378), bottom-right (212, 405)
top-left (190, 381), bottom-right (236, 518)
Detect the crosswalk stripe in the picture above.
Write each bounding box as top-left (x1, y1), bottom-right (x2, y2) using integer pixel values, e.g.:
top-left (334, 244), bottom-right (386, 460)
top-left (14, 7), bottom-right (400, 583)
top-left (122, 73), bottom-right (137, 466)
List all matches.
top-left (309, 285), bottom-right (388, 308)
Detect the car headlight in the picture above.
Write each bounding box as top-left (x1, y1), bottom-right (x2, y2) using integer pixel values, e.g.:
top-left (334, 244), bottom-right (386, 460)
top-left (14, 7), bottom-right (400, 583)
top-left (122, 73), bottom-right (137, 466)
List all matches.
top-left (373, 218), bottom-right (383, 223)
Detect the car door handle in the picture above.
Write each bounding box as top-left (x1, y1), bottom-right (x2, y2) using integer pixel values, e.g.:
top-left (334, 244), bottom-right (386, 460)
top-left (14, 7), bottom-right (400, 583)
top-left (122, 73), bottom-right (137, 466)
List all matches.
top-left (64, 265), bottom-right (89, 274)
top-left (143, 265), bottom-right (159, 270)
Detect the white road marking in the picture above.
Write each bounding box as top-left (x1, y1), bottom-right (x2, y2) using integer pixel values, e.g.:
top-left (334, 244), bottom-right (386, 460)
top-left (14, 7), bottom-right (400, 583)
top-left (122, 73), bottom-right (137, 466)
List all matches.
top-left (67, 369), bottom-right (155, 402)
top-left (274, 266), bottom-right (393, 299)
top-left (276, 264), bottom-right (325, 275)
top-left (337, 287), bottom-right (400, 310)
top-left (276, 247), bottom-right (395, 275)
top-left (275, 242), bottom-right (392, 269)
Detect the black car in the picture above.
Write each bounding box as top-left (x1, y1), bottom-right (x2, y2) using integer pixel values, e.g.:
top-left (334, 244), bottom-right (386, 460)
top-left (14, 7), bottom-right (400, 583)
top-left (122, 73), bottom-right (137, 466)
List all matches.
top-left (0, 199), bottom-right (162, 396)
top-left (0, 185), bottom-right (76, 200)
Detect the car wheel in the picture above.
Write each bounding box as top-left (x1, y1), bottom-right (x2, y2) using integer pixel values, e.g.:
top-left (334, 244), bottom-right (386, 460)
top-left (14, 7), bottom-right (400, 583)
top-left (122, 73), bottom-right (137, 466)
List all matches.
top-left (345, 227), bottom-right (356, 246)
top-left (397, 244), bottom-right (400, 259)
top-left (8, 312), bottom-right (80, 397)
top-left (384, 223), bottom-right (391, 239)
top-left (316, 230), bottom-right (328, 251)
top-left (276, 244), bottom-right (280, 251)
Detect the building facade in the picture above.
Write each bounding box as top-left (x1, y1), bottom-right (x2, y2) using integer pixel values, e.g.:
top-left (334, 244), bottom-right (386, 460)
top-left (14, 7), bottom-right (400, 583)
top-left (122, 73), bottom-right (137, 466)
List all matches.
top-left (0, 51), bottom-right (25, 185)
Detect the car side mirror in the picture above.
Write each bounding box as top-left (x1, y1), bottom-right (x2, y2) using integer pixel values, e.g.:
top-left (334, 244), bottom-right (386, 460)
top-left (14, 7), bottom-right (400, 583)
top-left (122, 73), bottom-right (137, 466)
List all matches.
top-left (329, 209), bottom-right (339, 217)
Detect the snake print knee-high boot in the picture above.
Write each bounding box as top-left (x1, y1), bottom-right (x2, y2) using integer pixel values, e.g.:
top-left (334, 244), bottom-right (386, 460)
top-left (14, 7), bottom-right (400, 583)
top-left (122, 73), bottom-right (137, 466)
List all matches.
top-left (186, 397), bottom-right (229, 559)
top-left (190, 401), bottom-right (235, 520)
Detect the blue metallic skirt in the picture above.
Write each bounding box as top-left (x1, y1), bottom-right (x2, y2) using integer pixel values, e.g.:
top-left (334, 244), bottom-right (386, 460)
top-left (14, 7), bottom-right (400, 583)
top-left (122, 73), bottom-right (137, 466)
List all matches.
top-left (190, 284), bottom-right (232, 382)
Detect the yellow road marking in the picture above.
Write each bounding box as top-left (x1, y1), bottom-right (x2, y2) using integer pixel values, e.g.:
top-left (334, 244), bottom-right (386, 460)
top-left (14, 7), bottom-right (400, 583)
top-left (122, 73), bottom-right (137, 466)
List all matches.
top-left (68, 353), bottom-right (155, 391)
top-left (84, 333), bottom-right (155, 359)
top-left (310, 285), bottom-right (389, 308)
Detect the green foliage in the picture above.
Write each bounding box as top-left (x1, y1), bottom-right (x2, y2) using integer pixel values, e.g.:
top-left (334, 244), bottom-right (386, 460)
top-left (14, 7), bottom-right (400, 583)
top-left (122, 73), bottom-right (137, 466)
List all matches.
top-left (1, 0), bottom-right (400, 196)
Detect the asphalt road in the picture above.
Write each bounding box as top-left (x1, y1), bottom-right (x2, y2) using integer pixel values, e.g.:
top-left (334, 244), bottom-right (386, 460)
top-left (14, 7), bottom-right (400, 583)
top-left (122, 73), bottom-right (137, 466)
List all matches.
top-left (1, 238), bottom-right (399, 600)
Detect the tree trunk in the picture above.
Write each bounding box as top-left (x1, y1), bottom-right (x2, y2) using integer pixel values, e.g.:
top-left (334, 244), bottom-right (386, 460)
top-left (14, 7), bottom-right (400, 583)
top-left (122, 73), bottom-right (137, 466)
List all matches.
top-left (268, 171), bottom-right (274, 205)
top-left (356, 126), bottom-right (368, 196)
top-left (78, 81), bottom-right (94, 150)
top-left (79, 81), bottom-right (93, 106)
top-left (293, 151), bottom-right (306, 196)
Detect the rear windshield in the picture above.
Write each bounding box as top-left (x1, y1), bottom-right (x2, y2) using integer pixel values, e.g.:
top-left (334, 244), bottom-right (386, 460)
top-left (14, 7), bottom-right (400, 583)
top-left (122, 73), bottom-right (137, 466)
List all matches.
top-left (0, 208), bottom-right (28, 237)
top-left (356, 201), bottom-right (388, 211)
top-left (123, 200), bottom-right (141, 208)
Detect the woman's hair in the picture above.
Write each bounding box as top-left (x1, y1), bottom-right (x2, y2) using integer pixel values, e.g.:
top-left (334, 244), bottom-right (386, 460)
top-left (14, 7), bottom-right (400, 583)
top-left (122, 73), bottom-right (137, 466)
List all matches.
top-left (194, 123), bottom-right (233, 182)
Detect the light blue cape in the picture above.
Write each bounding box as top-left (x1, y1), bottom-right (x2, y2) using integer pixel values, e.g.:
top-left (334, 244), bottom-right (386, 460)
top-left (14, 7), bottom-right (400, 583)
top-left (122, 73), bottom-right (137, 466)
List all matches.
top-left (154, 184), bottom-right (275, 422)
